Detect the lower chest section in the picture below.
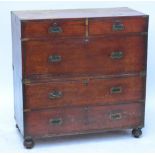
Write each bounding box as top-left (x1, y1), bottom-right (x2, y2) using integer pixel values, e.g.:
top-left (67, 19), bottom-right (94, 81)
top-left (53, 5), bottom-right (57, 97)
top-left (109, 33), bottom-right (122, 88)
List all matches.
top-left (23, 75), bottom-right (145, 138)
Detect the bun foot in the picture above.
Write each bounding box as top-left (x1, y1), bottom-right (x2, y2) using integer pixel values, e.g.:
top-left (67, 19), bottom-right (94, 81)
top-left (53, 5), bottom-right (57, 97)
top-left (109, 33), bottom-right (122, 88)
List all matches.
top-left (132, 128), bottom-right (142, 138)
top-left (24, 137), bottom-right (34, 149)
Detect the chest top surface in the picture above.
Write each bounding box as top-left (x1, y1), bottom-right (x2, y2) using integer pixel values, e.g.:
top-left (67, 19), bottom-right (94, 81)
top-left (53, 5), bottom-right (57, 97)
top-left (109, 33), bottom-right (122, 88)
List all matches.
top-left (12, 7), bottom-right (147, 20)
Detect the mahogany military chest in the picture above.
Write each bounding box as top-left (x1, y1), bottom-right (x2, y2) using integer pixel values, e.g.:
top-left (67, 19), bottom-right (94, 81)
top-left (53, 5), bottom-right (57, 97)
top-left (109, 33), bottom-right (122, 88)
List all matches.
top-left (11, 7), bottom-right (149, 148)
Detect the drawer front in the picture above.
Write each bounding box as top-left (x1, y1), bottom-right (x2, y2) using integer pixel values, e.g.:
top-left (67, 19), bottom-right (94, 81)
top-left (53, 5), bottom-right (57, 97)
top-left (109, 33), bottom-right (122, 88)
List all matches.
top-left (24, 76), bottom-right (145, 109)
top-left (22, 17), bottom-right (148, 38)
top-left (89, 17), bottom-right (148, 35)
top-left (22, 19), bottom-right (85, 38)
top-left (23, 35), bottom-right (146, 76)
top-left (25, 103), bottom-right (144, 138)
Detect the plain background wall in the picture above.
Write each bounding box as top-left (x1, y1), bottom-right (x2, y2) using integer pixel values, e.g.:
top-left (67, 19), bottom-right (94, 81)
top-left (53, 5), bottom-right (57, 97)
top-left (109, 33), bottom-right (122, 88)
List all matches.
top-left (0, 1), bottom-right (155, 153)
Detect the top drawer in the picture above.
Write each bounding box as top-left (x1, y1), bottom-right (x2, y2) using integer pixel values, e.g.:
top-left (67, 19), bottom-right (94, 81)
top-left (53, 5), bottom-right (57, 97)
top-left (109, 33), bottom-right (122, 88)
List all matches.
top-left (89, 17), bottom-right (148, 35)
top-left (22, 19), bottom-right (85, 38)
top-left (21, 17), bottom-right (148, 38)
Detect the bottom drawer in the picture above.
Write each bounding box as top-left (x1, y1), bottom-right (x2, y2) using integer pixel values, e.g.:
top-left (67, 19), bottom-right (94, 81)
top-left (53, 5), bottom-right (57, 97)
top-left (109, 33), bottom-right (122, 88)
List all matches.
top-left (24, 103), bottom-right (144, 138)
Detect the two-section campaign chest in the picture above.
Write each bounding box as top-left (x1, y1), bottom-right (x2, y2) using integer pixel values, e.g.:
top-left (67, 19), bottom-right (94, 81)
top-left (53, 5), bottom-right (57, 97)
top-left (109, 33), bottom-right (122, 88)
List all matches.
top-left (11, 7), bottom-right (149, 148)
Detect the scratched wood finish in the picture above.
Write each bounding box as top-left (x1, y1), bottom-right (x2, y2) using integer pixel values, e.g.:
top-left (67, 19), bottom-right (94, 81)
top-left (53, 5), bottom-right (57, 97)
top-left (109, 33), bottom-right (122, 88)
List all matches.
top-left (24, 76), bottom-right (145, 109)
top-left (23, 35), bottom-right (147, 77)
top-left (25, 103), bottom-right (144, 138)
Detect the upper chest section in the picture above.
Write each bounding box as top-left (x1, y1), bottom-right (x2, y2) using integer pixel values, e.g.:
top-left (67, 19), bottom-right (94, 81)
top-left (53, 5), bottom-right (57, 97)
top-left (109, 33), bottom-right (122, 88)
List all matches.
top-left (12, 7), bottom-right (148, 79)
top-left (12, 7), bottom-right (148, 39)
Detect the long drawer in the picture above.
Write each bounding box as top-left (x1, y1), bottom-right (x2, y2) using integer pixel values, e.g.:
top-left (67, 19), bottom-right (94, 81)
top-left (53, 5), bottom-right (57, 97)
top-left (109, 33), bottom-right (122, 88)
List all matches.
top-left (24, 103), bottom-right (144, 138)
top-left (24, 76), bottom-right (145, 109)
top-left (23, 35), bottom-right (146, 76)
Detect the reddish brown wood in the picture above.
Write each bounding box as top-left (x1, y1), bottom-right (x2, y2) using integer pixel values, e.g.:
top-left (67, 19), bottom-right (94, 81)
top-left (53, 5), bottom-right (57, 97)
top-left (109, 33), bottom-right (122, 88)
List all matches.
top-left (25, 103), bottom-right (144, 138)
top-left (24, 76), bottom-right (145, 109)
top-left (22, 19), bottom-right (85, 38)
top-left (11, 8), bottom-right (148, 146)
top-left (89, 17), bottom-right (148, 35)
top-left (21, 16), bottom-right (148, 39)
top-left (23, 35), bottom-right (147, 77)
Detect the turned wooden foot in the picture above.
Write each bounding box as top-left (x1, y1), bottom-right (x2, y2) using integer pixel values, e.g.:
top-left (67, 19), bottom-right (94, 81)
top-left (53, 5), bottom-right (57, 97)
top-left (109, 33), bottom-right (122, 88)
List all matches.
top-left (24, 137), bottom-right (34, 149)
top-left (132, 128), bottom-right (142, 138)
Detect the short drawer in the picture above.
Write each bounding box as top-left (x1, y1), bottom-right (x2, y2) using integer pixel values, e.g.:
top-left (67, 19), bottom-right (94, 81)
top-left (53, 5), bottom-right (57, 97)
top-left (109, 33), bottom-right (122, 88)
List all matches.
top-left (22, 19), bottom-right (85, 38)
top-left (24, 76), bottom-right (145, 109)
top-left (89, 17), bottom-right (148, 35)
top-left (25, 103), bottom-right (144, 138)
top-left (23, 35), bottom-right (146, 77)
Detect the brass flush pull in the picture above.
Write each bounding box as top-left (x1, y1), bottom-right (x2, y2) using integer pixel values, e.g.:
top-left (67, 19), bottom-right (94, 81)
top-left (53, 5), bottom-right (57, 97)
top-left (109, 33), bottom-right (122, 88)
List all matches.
top-left (49, 23), bottom-right (62, 33)
top-left (110, 112), bottom-right (122, 120)
top-left (48, 55), bottom-right (62, 63)
top-left (111, 86), bottom-right (122, 94)
top-left (112, 22), bottom-right (124, 31)
top-left (48, 90), bottom-right (63, 99)
top-left (111, 51), bottom-right (123, 59)
top-left (49, 118), bottom-right (63, 126)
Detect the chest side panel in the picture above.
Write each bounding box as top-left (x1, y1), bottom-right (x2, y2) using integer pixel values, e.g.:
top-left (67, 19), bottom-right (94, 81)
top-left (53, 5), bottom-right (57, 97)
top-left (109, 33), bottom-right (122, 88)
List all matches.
top-left (11, 12), bottom-right (24, 135)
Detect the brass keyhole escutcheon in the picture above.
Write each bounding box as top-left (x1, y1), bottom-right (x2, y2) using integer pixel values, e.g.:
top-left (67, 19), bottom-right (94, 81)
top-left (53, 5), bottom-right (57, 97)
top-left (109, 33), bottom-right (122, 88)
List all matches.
top-left (83, 79), bottom-right (89, 86)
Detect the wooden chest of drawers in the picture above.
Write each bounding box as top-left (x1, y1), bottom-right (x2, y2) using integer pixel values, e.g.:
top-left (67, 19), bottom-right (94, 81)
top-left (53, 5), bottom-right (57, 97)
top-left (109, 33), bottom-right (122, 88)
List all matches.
top-left (11, 7), bottom-right (149, 149)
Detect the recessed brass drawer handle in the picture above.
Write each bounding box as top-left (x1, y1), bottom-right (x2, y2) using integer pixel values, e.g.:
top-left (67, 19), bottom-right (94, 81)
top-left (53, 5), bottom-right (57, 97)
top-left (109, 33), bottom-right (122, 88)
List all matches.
top-left (49, 118), bottom-right (63, 126)
top-left (111, 86), bottom-right (122, 94)
top-left (111, 51), bottom-right (123, 59)
top-left (48, 90), bottom-right (63, 99)
top-left (49, 25), bottom-right (62, 33)
top-left (110, 112), bottom-right (122, 120)
top-left (48, 55), bottom-right (62, 63)
top-left (112, 23), bottom-right (124, 31)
